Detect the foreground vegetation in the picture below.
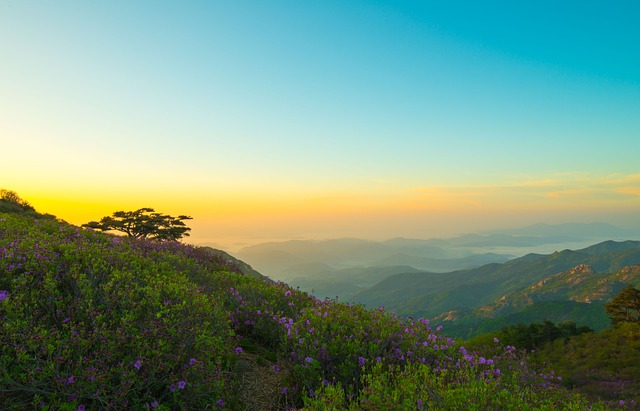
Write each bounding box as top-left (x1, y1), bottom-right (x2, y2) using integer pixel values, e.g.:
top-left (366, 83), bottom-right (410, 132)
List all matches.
top-left (0, 201), bottom-right (635, 409)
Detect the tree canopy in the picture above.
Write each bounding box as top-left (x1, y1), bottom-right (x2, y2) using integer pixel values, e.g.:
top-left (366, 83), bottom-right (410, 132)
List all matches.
top-left (0, 189), bottom-right (35, 213)
top-left (605, 284), bottom-right (640, 326)
top-left (83, 208), bottom-right (192, 241)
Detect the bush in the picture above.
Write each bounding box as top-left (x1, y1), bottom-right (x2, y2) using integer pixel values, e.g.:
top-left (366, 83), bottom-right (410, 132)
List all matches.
top-left (0, 214), bottom-right (235, 409)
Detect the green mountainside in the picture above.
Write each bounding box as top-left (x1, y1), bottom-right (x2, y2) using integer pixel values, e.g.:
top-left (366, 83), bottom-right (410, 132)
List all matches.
top-left (2, 205), bottom-right (633, 409)
top-left (440, 264), bottom-right (640, 338)
top-left (351, 241), bottom-right (640, 337)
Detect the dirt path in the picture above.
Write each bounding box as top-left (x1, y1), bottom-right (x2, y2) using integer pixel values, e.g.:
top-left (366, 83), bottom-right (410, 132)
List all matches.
top-left (236, 352), bottom-right (285, 410)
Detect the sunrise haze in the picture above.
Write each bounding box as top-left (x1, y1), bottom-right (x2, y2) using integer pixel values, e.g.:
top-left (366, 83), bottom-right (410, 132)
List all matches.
top-left (2, 1), bottom-right (639, 250)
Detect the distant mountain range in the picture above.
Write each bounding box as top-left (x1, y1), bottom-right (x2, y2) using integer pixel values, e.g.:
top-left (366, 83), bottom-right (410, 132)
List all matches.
top-left (232, 223), bottom-right (640, 338)
top-left (235, 222), bottom-right (639, 298)
top-left (440, 263), bottom-right (640, 339)
top-left (235, 237), bottom-right (514, 300)
top-left (352, 240), bottom-right (640, 338)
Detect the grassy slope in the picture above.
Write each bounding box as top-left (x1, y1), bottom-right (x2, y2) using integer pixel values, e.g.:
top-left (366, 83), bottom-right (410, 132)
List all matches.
top-left (353, 243), bottom-right (640, 322)
top-left (0, 212), bottom-right (628, 410)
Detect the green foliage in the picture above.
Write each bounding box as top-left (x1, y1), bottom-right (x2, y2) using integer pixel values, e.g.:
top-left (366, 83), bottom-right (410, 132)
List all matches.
top-left (535, 322), bottom-right (640, 405)
top-left (303, 348), bottom-right (604, 410)
top-left (0, 212), bottom-right (630, 410)
top-left (0, 188), bottom-right (38, 215)
top-left (0, 213), bottom-right (234, 409)
top-left (448, 300), bottom-right (609, 340)
top-left (606, 285), bottom-right (640, 325)
top-left (83, 208), bottom-right (193, 241)
top-left (468, 320), bottom-right (594, 351)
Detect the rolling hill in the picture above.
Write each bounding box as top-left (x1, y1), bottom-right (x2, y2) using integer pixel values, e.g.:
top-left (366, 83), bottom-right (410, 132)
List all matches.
top-left (350, 240), bottom-right (640, 337)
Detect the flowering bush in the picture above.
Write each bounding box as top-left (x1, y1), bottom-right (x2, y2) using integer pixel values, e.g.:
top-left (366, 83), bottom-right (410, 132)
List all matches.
top-left (0, 214), bottom-right (234, 409)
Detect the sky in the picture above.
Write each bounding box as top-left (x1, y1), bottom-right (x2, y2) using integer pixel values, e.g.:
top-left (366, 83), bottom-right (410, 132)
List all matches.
top-left (1, 1), bottom-right (639, 250)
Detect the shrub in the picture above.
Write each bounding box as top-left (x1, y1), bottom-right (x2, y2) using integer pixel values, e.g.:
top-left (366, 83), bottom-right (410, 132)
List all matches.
top-left (0, 214), bottom-right (235, 409)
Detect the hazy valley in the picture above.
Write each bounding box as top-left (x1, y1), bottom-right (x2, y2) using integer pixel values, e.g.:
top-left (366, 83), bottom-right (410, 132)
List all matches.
top-left (234, 223), bottom-right (640, 339)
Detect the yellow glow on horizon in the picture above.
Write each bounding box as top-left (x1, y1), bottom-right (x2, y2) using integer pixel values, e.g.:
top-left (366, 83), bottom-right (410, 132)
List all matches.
top-left (4, 171), bottom-right (639, 250)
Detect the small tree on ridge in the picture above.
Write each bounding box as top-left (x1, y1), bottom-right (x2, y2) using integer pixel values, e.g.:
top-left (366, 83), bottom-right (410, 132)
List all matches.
top-left (605, 284), bottom-right (640, 326)
top-left (83, 208), bottom-right (192, 241)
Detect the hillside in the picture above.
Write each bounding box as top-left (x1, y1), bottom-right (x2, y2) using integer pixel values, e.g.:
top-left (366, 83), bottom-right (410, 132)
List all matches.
top-left (440, 264), bottom-right (640, 338)
top-left (201, 246), bottom-right (266, 279)
top-left (0, 210), bottom-right (624, 409)
top-left (351, 241), bottom-right (640, 335)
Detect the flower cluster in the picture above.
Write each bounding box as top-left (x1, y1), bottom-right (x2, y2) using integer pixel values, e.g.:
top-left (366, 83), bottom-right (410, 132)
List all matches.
top-left (0, 214), bottom-right (235, 409)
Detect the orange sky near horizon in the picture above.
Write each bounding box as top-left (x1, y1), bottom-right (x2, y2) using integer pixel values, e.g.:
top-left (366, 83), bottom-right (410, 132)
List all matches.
top-left (2, 3), bottom-right (639, 251)
top-left (8, 172), bottom-right (638, 251)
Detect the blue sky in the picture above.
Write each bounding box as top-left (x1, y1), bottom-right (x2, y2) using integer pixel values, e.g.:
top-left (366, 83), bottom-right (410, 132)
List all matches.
top-left (1, 1), bottom-right (639, 247)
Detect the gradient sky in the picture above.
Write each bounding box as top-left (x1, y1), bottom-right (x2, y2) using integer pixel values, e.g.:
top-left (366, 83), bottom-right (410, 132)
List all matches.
top-left (2, 1), bottom-right (639, 249)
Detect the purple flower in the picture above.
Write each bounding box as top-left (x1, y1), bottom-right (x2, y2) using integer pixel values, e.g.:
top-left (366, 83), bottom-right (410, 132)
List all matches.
top-left (284, 290), bottom-right (292, 297)
top-left (77, 405), bottom-right (85, 411)
top-left (0, 290), bottom-right (8, 302)
top-left (134, 360), bottom-right (142, 370)
top-left (235, 347), bottom-right (243, 355)
top-left (358, 356), bottom-right (366, 367)
top-left (216, 399), bottom-right (225, 407)
top-left (150, 401), bottom-right (158, 408)
top-left (170, 384), bottom-right (177, 392)
top-left (67, 376), bottom-right (75, 385)
top-left (493, 337), bottom-right (500, 343)
top-left (178, 380), bottom-right (186, 389)
top-left (189, 358), bottom-right (197, 366)
top-left (305, 356), bottom-right (313, 363)
top-left (281, 387), bottom-right (288, 395)
top-left (273, 365), bottom-right (279, 372)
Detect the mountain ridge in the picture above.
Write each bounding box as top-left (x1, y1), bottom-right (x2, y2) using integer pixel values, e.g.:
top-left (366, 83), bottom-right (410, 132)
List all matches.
top-left (350, 240), bottom-right (640, 336)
